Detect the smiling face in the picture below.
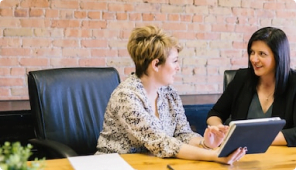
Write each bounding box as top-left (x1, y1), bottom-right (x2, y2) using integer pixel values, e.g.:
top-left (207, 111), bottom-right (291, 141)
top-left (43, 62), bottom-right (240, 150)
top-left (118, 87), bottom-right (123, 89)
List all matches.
top-left (249, 41), bottom-right (276, 78)
top-left (156, 47), bottom-right (180, 86)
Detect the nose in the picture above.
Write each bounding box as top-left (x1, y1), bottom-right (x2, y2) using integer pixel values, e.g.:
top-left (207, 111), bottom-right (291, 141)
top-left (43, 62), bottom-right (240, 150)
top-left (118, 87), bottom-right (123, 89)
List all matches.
top-left (176, 63), bottom-right (180, 71)
top-left (250, 53), bottom-right (259, 63)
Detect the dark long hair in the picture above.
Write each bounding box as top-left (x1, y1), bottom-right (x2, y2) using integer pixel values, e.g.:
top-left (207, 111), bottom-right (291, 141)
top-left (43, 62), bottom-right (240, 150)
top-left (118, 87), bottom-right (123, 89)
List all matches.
top-left (247, 27), bottom-right (290, 97)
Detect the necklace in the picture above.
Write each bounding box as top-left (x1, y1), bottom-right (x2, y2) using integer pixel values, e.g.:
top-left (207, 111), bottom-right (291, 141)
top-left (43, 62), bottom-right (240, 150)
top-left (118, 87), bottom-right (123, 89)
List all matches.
top-left (265, 92), bottom-right (274, 101)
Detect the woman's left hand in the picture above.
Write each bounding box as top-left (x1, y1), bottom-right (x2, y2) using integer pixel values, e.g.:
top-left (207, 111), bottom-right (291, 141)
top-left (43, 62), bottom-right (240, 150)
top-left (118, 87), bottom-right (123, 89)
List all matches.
top-left (203, 125), bottom-right (229, 149)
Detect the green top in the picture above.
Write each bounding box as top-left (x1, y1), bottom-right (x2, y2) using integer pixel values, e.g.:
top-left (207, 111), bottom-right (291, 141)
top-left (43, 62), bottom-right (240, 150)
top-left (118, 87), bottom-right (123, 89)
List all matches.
top-left (247, 93), bottom-right (273, 119)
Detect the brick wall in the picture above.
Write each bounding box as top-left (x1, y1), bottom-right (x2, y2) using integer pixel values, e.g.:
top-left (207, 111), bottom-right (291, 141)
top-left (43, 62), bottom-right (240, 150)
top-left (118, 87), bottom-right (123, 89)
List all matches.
top-left (0, 0), bottom-right (296, 100)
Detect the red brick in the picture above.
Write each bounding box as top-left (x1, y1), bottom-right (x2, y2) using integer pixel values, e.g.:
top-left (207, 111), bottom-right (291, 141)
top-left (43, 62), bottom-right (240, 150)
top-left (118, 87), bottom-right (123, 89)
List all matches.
top-left (80, 2), bottom-right (107, 10)
top-left (82, 21), bottom-right (107, 29)
top-left (0, 19), bottom-right (20, 27)
top-left (180, 14), bottom-right (192, 22)
top-left (256, 9), bottom-right (275, 18)
top-left (29, 9), bottom-right (43, 17)
top-left (45, 9), bottom-right (59, 18)
top-left (65, 29), bottom-right (91, 38)
top-left (232, 8), bottom-right (255, 17)
top-left (194, 0), bottom-right (217, 6)
top-left (91, 49), bottom-right (118, 57)
top-left (1, 48), bottom-right (31, 56)
top-left (107, 21), bottom-right (135, 30)
top-left (129, 13), bottom-right (142, 21)
top-left (134, 4), bottom-right (160, 13)
top-left (11, 87), bottom-right (28, 96)
top-left (186, 6), bottom-right (208, 14)
top-left (74, 11), bottom-right (86, 19)
top-left (93, 30), bottom-right (119, 39)
top-left (124, 67), bottom-right (135, 75)
top-left (51, 20), bottom-right (80, 28)
top-left (218, 0), bottom-right (241, 7)
top-left (106, 58), bottom-right (132, 67)
top-left (142, 13), bottom-right (154, 21)
top-left (276, 11), bottom-right (296, 19)
top-left (102, 12), bottom-right (116, 20)
top-left (0, 58), bottom-right (18, 66)
top-left (50, 58), bottom-right (78, 66)
top-left (154, 13), bottom-right (167, 21)
top-left (162, 4), bottom-right (184, 13)
top-left (20, 19), bottom-right (47, 27)
top-left (169, 0), bottom-right (193, 5)
top-left (51, 1), bottom-right (79, 9)
top-left (168, 14), bottom-right (180, 21)
top-left (81, 40), bottom-right (108, 48)
top-left (79, 58), bottom-right (106, 67)
top-left (0, 0), bottom-right (19, 7)
top-left (0, 68), bottom-right (10, 76)
top-left (60, 10), bottom-right (73, 19)
top-left (0, 8), bottom-right (13, 16)
top-left (11, 67), bottom-right (26, 76)
top-left (212, 24), bottom-right (235, 32)
top-left (62, 48), bottom-right (90, 57)
top-left (162, 23), bottom-right (187, 30)
top-left (14, 9), bottom-right (28, 17)
top-left (264, 2), bottom-right (285, 10)
top-left (118, 49), bottom-right (129, 57)
top-left (108, 4), bottom-right (134, 12)
top-left (52, 39), bottom-right (78, 47)
top-left (32, 48), bottom-right (62, 57)
top-left (20, 0), bottom-right (49, 8)
top-left (192, 15), bottom-right (203, 22)
top-left (209, 7), bottom-right (232, 15)
top-left (19, 58), bottom-right (48, 66)
top-left (34, 28), bottom-right (51, 37)
top-left (88, 12), bottom-right (101, 19)
top-left (0, 78), bottom-right (24, 86)
top-left (116, 13), bottom-right (128, 20)
top-left (0, 38), bottom-right (21, 47)
top-left (22, 38), bottom-right (51, 47)
top-left (0, 88), bottom-right (9, 97)
top-left (172, 32), bottom-right (197, 40)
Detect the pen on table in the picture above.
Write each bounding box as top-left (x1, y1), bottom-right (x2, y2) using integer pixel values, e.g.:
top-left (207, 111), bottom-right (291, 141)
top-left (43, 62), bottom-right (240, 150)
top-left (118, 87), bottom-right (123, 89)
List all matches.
top-left (167, 164), bottom-right (175, 170)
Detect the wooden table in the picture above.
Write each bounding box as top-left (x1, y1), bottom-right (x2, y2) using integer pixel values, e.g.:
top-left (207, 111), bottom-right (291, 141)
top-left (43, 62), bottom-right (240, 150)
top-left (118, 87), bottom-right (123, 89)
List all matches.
top-left (36, 146), bottom-right (296, 170)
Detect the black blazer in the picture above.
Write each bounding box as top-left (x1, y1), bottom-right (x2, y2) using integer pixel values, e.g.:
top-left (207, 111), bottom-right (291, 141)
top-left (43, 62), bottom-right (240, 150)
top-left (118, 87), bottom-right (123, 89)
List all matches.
top-left (207, 68), bottom-right (296, 146)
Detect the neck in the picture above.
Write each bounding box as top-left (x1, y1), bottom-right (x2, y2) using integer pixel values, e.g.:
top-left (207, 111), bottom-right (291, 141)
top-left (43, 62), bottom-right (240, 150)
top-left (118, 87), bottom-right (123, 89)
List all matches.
top-left (258, 75), bottom-right (275, 88)
top-left (140, 74), bottom-right (160, 98)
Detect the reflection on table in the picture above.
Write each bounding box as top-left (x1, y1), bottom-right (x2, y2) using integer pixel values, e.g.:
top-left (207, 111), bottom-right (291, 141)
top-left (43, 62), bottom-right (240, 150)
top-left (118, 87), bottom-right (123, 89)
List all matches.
top-left (38, 146), bottom-right (296, 170)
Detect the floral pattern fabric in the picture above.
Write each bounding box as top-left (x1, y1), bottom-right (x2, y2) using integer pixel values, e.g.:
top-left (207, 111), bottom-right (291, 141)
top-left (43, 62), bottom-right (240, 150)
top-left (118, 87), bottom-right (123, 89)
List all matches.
top-left (96, 74), bottom-right (200, 157)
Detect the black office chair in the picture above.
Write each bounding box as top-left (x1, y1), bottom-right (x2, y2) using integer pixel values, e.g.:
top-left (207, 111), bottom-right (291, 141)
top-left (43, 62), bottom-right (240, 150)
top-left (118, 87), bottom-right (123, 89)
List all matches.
top-left (223, 70), bottom-right (237, 91)
top-left (27, 67), bottom-right (120, 159)
top-left (223, 69), bottom-right (237, 125)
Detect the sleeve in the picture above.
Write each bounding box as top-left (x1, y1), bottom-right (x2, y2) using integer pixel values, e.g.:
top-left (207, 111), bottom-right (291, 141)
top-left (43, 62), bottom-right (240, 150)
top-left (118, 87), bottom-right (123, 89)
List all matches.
top-left (206, 78), bottom-right (236, 123)
top-left (282, 127), bottom-right (296, 146)
top-left (170, 92), bottom-right (201, 143)
top-left (281, 78), bottom-right (296, 147)
top-left (110, 90), bottom-right (183, 158)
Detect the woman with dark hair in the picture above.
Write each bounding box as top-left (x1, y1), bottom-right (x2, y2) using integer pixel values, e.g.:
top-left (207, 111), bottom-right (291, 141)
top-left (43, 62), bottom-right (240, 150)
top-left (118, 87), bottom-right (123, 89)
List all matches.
top-left (207, 27), bottom-right (296, 147)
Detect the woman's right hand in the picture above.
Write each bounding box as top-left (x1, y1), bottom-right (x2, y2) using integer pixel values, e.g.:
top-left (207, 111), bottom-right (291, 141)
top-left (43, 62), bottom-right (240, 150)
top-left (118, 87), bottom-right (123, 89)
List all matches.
top-left (214, 147), bottom-right (247, 165)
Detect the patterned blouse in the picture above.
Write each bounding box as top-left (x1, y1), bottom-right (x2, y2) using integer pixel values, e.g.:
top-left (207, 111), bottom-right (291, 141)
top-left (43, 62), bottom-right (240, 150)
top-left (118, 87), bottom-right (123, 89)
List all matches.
top-left (96, 73), bottom-right (200, 158)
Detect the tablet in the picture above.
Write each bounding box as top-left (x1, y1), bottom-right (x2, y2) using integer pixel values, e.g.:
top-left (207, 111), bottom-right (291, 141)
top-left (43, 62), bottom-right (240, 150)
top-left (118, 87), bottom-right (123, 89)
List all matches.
top-left (218, 117), bottom-right (286, 157)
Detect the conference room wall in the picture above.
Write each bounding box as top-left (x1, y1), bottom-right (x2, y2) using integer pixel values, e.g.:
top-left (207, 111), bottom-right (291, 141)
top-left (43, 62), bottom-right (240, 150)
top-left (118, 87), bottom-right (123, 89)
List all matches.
top-left (1, 0), bottom-right (296, 100)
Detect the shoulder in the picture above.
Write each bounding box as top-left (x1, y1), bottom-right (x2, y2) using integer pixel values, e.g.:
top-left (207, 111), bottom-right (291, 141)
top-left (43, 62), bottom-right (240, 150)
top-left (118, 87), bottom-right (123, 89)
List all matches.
top-left (159, 86), bottom-right (182, 104)
top-left (235, 68), bottom-right (252, 77)
top-left (231, 68), bottom-right (252, 83)
top-left (112, 74), bottom-right (145, 99)
top-left (287, 69), bottom-right (296, 87)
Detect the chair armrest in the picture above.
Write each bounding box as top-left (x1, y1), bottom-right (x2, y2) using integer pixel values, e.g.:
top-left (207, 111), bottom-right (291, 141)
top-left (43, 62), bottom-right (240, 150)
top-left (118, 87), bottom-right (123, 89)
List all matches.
top-left (29, 138), bottom-right (78, 159)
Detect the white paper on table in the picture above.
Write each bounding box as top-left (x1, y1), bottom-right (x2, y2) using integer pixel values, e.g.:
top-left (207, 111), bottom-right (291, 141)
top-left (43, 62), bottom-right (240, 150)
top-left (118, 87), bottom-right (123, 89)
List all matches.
top-left (67, 153), bottom-right (135, 170)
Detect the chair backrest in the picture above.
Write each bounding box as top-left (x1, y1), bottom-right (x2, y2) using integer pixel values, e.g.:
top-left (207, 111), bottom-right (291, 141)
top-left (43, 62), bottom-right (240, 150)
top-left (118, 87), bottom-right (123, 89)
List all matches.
top-left (28, 67), bottom-right (120, 155)
top-left (223, 70), bottom-right (237, 91)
